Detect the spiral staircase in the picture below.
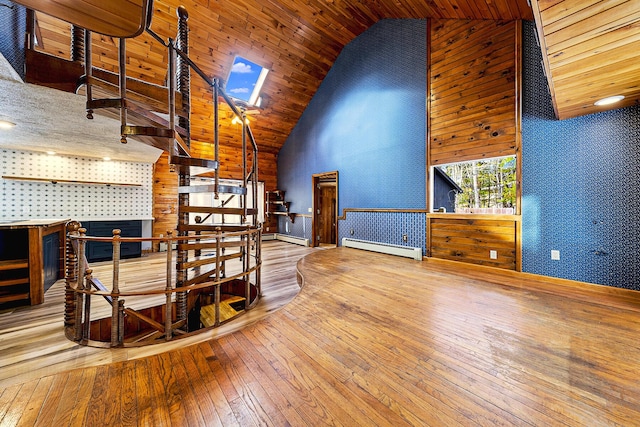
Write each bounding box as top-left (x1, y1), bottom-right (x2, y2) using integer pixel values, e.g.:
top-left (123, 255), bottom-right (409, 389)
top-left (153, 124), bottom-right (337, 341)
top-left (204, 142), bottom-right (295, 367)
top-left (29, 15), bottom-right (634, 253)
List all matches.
top-left (16, 1), bottom-right (263, 346)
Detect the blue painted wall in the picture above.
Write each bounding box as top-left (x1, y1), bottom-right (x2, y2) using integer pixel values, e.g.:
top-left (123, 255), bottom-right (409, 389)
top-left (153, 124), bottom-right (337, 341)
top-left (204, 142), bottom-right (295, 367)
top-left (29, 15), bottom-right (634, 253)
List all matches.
top-left (521, 21), bottom-right (640, 289)
top-left (277, 19), bottom-right (427, 215)
top-left (277, 18), bottom-right (640, 289)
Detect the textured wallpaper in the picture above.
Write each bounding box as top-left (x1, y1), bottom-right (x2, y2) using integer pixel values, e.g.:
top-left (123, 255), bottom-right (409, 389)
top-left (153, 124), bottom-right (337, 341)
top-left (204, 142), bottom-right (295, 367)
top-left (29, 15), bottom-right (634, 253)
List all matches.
top-left (521, 21), bottom-right (640, 289)
top-left (278, 19), bottom-right (427, 214)
top-left (0, 149), bottom-right (153, 221)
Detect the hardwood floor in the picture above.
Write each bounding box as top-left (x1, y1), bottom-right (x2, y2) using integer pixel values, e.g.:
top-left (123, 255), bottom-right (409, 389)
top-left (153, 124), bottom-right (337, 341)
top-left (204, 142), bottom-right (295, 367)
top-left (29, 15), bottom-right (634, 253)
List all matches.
top-left (2, 244), bottom-right (640, 426)
top-left (0, 241), bottom-right (316, 388)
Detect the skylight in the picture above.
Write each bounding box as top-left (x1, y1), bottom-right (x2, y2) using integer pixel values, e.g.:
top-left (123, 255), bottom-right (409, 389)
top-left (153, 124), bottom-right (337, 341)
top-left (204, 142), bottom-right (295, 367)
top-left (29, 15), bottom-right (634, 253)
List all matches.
top-left (225, 56), bottom-right (269, 107)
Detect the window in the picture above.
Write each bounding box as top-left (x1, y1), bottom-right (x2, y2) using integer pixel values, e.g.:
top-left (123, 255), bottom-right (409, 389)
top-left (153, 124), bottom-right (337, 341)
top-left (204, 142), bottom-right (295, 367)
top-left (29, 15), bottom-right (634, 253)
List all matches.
top-left (225, 56), bottom-right (269, 107)
top-left (433, 156), bottom-right (516, 214)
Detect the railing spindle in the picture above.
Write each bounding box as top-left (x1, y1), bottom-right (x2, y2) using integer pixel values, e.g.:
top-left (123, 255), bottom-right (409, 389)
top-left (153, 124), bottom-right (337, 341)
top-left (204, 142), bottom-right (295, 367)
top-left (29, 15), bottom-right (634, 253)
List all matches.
top-left (111, 229), bottom-right (122, 346)
top-left (75, 228), bottom-right (87, 341)
top-left (165, 231), bottom-right (173, 340)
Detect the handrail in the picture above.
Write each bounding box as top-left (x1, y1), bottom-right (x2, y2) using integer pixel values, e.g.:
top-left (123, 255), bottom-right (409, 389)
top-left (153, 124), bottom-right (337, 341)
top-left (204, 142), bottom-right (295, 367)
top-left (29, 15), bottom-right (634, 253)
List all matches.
top-left (65, 224), bottom-right (262, 347)
top-left (145, 27), bottom-right (260, 154)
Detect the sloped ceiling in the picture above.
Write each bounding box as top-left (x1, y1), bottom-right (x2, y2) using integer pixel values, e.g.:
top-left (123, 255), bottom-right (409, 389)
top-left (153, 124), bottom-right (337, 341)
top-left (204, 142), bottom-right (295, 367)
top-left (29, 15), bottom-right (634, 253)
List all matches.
top-left (1, 0), bottom-right (533, 162)
top-left (531, 0), bottom-right (640, 119)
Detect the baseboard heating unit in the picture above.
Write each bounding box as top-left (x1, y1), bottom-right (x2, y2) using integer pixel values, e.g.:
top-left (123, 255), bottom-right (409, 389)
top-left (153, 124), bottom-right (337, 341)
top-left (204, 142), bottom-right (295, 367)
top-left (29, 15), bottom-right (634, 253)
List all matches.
top-left (276, 234), bottom-right (310, 247)
top-left (341, 238), bottom-right (422, 261)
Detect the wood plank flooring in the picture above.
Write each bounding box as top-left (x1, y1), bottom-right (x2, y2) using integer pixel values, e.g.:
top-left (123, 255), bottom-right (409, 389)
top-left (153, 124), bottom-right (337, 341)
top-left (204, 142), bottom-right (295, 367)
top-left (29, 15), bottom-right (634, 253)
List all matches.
top-left (0, 240), bottom-right (315, 388)
top-left (2, 244), bottom-right (640, 425)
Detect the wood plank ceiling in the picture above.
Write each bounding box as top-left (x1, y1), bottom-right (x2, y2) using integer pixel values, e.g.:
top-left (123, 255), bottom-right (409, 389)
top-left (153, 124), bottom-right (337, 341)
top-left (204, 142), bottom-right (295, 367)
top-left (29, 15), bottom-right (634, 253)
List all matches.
top-left (532, 0), bottom-right (640, 119)
top-left (26, 0), bottom-right (533, 158)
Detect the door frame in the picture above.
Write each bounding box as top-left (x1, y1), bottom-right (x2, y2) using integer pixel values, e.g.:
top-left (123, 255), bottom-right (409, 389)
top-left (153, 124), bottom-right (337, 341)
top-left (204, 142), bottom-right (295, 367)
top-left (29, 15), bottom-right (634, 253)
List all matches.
top-left (311, 171), bottom-right (338, 248)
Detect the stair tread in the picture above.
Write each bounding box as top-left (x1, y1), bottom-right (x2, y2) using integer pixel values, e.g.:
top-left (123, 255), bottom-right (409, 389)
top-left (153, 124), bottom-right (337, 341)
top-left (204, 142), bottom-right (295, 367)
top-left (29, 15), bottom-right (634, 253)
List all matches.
top-left (177, 224), bottom-right (252, 233)
top-left (180, 206), bottom-right (255, 215)
top-left (171, 156), bottom-right (218, 174)
top-left (178, 184), bottom-right (247, 195)
top-left (81, 73), bottom-right (186, 116)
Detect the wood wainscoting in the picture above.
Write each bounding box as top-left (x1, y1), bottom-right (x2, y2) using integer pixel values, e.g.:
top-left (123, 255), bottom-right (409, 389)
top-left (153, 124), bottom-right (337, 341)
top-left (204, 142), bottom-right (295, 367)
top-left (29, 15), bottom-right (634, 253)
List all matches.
top-left (428, 213), bottom-right (520, 270)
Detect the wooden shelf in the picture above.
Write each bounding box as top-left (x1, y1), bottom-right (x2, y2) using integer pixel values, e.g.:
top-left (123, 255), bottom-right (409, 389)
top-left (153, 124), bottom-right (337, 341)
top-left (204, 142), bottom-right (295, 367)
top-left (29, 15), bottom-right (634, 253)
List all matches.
top-left (266, 190), bottom-right (295, 223)
top-left (0, 277), bottom-right (29, 287)
top-left (0, 259), bottom-right (28, 270)
top-left (2, 175), bottom-right (142, 187)
top-left (0, 292), bottom-right (30, 304)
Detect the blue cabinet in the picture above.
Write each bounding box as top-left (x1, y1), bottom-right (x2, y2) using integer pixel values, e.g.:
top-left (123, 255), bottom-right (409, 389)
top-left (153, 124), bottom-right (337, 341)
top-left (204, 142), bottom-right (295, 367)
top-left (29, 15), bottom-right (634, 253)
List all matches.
top-left (85, 220), bottom-right (142, 262)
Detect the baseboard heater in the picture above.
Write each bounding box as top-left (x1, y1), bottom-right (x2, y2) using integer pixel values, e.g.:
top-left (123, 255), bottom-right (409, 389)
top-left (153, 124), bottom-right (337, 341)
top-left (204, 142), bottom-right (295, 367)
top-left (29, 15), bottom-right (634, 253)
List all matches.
top-left (342, 238), bottom-right (422, 261)
top-left (276, 233), bottom-right (310, 247)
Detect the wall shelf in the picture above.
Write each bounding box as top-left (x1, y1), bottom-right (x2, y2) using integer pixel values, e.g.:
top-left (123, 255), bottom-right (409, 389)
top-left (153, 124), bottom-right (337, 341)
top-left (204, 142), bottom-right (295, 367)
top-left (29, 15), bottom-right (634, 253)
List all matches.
top-left (266, 190), bottom-right (296, 223)
top-left (2, 175), bottom-right (142, 187)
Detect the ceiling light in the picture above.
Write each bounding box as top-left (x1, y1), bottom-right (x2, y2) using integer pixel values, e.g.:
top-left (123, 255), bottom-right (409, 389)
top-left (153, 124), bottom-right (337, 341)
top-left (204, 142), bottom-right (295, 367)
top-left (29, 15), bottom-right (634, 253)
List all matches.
top-left (46, 151), bottom-right (56, 155)
top-left (231, 116), bottom-right (249, 125)
top-left (594, 95), bottom-right (624, 106)
top-left (0, 120), bottom-right (16, 129)
top-left (103, 156), bottom-right (111, 161)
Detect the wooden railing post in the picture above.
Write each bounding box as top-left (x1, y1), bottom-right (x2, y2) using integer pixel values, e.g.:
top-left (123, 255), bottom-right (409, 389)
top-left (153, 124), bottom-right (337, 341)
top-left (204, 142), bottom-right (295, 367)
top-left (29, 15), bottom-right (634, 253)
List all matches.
top-left (64, 222), bottom-right (80, 329)
top-left (82, 268), bottom-right (92, 341)
top-left (214, 227), bottom-right (221, 326)
top-left (119, 37), bottom-right (128, 143)
top-left (75, 228), bottom-right (87, 341)
top-left (176, 6), bottom-right (190, 147)
top-left (70, 25), bottom-right (85, 62)
top-left (84, 29), bottom-right (94, 119)
top-left (256, 228), bottom-right (262, 296)
top-left (244, 231), bottom-right (250, 310)
top-left (111, 229), bottom-right (122, 346)
top-left (165, 231), bottom-right (173, 340)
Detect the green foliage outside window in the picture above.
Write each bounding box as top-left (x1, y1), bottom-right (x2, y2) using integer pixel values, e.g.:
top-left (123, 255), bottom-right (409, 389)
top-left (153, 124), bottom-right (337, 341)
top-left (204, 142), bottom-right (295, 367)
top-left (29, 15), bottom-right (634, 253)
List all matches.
top-left (439, 156), bottom-right (516, 212)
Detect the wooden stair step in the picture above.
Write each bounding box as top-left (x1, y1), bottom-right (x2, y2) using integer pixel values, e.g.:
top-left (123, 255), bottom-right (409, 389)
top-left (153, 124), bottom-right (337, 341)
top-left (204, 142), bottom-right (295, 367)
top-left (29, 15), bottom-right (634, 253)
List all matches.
top-left (176, 224), bottom-right (251, 233)
top-left (200, 296), bottom-right (246, 327)
top-left (80, 72), bottom-right (186, 116)
top-left (170, 156), bottom-right (218, 174)
top-left (178, 251), bottom-right (243, 270)
top-left (180, 206), bottom-right (255, 216)
top-left (178, 184), bottom-right (247, 195)
top-left (177, 239), bottom-right (246, 251)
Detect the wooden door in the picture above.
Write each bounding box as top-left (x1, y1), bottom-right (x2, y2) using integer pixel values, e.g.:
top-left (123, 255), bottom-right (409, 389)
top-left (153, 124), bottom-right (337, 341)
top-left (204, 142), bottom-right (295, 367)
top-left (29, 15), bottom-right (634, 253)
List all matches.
top-left (318, 185), bottom-right (336, 244)
top-left (312, 171), bottom-right (338, 247)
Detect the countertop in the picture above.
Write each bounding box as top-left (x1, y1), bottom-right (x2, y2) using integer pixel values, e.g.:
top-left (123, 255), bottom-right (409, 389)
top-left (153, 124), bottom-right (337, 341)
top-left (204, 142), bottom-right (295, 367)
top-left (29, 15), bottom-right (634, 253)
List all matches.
top-left (0, 218), bottom-right (70, 228)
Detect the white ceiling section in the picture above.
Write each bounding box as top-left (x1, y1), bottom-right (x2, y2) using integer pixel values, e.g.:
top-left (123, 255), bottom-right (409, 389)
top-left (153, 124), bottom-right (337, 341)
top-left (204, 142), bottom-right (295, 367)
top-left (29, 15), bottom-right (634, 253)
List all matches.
top-left (0, 53), bottom-right (162, 163)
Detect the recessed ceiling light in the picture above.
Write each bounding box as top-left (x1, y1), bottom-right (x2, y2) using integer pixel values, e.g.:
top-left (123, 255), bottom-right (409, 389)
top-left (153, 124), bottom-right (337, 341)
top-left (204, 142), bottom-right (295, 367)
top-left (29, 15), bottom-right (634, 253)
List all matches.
top-left (0, 120), bottom-right (16, 130)
top-left (103, 157), bottom-right (111, 161)
top-left (594, 95), bottom-right (625, 106)
top-left (46, 151), bottom-right (56, 155)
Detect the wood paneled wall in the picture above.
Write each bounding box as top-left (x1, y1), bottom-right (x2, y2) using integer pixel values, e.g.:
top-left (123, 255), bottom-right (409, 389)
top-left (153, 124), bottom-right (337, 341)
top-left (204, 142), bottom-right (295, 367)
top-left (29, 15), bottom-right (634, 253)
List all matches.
top-left (34, 10), bottom-right (281, 244)
top-left (429, 214), bottom-right (519, 270)
top-left (152, 152), bottom-right (177, 248)
top-left (429, 19), bottom-right (519, 165)
top-left (427, 19), bottom-right (522, 270)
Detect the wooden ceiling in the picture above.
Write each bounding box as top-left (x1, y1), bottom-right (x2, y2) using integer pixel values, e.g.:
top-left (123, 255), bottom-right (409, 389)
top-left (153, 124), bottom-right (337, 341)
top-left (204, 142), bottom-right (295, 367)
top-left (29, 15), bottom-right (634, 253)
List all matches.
top-left (24, 0), bottom-right (533, 157)
top-left (532, 0), bottom-right (640, 119)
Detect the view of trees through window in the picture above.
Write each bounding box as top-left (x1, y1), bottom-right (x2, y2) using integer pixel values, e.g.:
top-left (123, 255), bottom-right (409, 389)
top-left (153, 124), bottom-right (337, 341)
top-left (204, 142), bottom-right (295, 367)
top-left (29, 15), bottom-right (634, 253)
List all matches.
top-left (438, 156), bottom-right (516, 214)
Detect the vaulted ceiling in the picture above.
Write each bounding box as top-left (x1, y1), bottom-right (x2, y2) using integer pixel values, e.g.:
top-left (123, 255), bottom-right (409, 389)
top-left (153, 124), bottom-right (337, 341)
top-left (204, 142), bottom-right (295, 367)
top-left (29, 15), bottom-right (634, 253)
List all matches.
top-left (3, 0), bottom-right (640, 163)
top-left (5, 0), bottom-right (532, 162)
